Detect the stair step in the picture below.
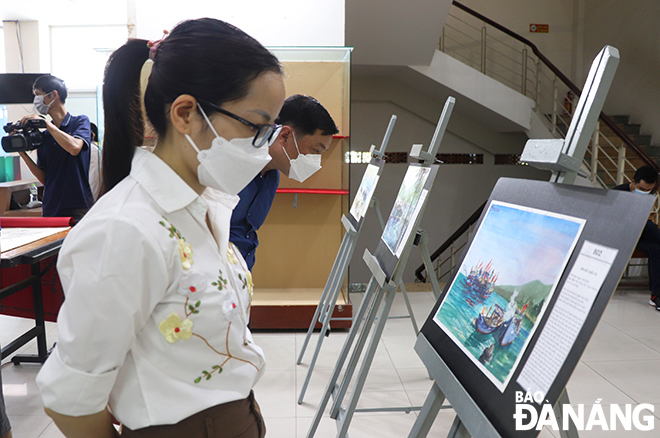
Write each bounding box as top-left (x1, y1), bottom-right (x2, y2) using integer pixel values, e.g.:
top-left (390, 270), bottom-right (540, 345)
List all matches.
top-left (600, 125), bottom-right (642, 141)
top-left (622, 124), bottom-right (642, 135)
top-left (612, 115), bottom-right (630, 124)
top-left (627, 157), bottom-right (653, 167)
top-left (634, 135), bottom-right (653, 146)
top-left (596, 169), bottom-right (619, 185)
top-left (643, 146), bottom-right (660, 158)
top-left (596, 156), bottom-right (651, 169)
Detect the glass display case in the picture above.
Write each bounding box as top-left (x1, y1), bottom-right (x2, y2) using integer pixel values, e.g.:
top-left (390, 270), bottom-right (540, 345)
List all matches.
top-left (250, 47), bottom-right (352, 329)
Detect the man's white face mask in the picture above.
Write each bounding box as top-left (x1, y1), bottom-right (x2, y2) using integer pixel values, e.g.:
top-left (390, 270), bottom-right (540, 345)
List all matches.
top-left (33, 93), bottom-right (53, 115)
top-left (283, 131), bottom-right (322, 183)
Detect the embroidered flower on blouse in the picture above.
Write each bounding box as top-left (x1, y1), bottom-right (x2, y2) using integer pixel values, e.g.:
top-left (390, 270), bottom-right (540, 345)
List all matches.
top-left (222, 299), bottom-right (238, 318)
top-left (178, 270), bottom-right (206, 299)
top-left (178, 239), bottom-right (194, 270)
top-left (227, 245), bottom-right (239, 265)
top-left (238, 270), bottom-right (254, 299)
top-left (159, 218), bottom-right (194, 270)
top-left (159, 313), bottom-right (194, 343)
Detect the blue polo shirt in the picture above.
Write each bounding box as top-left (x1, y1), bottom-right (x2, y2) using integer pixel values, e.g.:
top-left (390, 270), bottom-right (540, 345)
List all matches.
top-left (37, 113), bottom-right (94, 217)
top-left (230, 169), bottom-right (280, 270)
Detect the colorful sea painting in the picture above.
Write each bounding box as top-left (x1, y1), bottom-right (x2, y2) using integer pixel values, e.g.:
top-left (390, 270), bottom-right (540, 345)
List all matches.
top-left (433, 201), bottom-right (585, 391)
top-left (382, 166), bottom-right (431, 257)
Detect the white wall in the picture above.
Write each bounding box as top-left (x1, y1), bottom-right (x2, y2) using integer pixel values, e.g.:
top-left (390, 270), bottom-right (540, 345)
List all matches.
top-left (345, 0), bottom-right (450, 66)
top-left (582, 0), bottom-right (660, 144)
top-left (134, 0), bottom-right (344, 46)
top-left (458, 0), bottom-right (579, 82)
top-left (2, 0), bottom-right (345, 76)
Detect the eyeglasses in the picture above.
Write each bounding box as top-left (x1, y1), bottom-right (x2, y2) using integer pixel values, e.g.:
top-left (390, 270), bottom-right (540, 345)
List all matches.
top-left (203, 101), bottom-right (282, 148)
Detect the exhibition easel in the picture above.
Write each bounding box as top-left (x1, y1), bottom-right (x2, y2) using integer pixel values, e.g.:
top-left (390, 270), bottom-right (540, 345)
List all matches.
top-left (306, 97), bottom-right (455, 438)
top-left (408, 45), bottom-right (621, 438)
top-left (409, 336), bottom-right (578, 438)
top-left (297, 115), bottom-right (425, 404)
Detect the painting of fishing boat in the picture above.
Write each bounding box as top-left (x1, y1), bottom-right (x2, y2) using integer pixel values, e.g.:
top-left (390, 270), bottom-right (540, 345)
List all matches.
top-left (475, 303), bottom-right (505, 334)
top-left (464, 260), bottom-right (498, 305)
top-left (433, 201), bottom-right (585, 391)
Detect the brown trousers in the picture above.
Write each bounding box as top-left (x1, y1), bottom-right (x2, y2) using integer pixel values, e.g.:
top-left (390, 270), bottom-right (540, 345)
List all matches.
top-left (121, 391), bottom-right (266, 438)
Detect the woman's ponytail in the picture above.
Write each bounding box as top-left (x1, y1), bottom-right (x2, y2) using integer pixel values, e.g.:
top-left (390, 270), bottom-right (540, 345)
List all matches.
top-left (100, 19), bottom-right (281, 196)
top-left (101, 39), bottom-right (150, 195)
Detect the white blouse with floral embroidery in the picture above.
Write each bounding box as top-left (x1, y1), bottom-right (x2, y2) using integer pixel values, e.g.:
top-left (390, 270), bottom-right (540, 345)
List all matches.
top-left (36, 147), bottom-right (265, 430)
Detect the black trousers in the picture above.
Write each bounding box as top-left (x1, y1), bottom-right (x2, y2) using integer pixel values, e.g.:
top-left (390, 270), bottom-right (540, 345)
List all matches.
top-left (635, 220), bottom-right (660, 297)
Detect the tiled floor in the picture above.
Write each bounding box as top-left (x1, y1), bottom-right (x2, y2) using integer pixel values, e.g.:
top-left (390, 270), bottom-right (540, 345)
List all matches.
top-left (1, 289), bottom-right (659, 437)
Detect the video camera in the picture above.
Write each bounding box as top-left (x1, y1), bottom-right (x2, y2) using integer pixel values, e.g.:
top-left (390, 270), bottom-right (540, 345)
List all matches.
top-left (2, 118), bottom-right (47, 153)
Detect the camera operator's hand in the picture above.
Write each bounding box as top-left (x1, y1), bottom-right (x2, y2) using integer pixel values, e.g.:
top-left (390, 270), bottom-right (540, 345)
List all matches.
top-left (19, 114), bottom-right (46, 127)
top-left (20, 113), bottom-right (85, 157)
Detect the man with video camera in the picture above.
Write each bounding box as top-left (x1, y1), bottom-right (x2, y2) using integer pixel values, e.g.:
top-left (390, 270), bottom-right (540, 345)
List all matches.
top-left (16, 75), bottom-right (94, 219)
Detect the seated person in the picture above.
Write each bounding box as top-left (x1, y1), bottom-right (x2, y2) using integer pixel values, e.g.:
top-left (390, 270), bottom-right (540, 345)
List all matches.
top-left (230, 94), bottom-right (339, 270)
top-left (18, 75), bottom-right (94, 219)
top-left (613, 165), bottom-right (660, 310)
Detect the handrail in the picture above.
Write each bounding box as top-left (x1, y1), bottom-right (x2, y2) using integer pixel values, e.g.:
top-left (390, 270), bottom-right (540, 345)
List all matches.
top-left (414, 201), bottom-right (486, 282)
top-left (452, 0), bottom-right (659, 172)
top-left (453, 1), bottom-right (574, 91)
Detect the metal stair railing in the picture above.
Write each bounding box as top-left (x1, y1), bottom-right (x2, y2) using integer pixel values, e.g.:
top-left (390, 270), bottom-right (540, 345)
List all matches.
top-left (415, 1), bottom-right (660, 284)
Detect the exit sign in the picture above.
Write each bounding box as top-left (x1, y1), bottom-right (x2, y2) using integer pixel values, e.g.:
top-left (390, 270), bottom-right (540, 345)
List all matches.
top-left (530, 24), bottom-right (549, 33)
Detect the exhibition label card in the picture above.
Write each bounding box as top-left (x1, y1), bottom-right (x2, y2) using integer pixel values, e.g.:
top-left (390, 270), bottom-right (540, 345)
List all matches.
top-left (517, 241), bottom-right (618, 401)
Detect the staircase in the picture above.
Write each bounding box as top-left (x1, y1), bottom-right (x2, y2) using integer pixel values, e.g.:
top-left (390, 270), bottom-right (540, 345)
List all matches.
top-left (579, 114), bottom-right (657, 188)
top-left (415, 1), bottom-right (660, 285)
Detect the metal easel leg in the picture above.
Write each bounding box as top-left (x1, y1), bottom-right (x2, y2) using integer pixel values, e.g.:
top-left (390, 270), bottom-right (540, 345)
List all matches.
top-left (305, 277), bottom-right (379, 438)
top-left (408, 382), bottom-right (446, 438)
top-left (298, 233), bottom-right (353, 365)
top-left (398, 281), bottom-right (419, 334)
top-left (417, 231), bottom-right (444, 300)
top-left (329, 280), bottom-right (387, 419)
top-left (447, 416), bottom-right (471, 438)
top-left (336, 283), bottom-right (399, 438)
top-left (554, 389), bottom-right (580, 438)
top-left (298, 236), bottom-right (355, 404)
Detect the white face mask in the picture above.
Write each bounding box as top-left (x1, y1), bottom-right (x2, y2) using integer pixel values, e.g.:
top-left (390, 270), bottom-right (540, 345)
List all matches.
top-left (33, 94), bottom-right (52, 115)
top-left (184, 104), bottom-right (272, 195)
top-left (634, 188), bottom-right (652, 195)
top-left (283, 132), bottom-right (322, 183)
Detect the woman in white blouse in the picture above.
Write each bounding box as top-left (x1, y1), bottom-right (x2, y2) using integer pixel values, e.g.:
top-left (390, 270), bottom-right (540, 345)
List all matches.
top-left (36, 18), bottom-right (285, 438)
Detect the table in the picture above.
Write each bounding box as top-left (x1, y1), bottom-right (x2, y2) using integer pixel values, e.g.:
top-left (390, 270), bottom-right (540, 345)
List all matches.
top-left (1, 229), bottom-right (68, 364)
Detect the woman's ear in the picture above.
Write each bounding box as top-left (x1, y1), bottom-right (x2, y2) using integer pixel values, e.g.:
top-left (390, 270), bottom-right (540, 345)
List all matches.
top-left (170, 95), bottom-right (198, 135)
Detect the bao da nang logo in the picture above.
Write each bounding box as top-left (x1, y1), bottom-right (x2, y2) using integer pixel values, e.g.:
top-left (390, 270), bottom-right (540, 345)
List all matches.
top-left (513, 391), bottom-right (655, 431)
